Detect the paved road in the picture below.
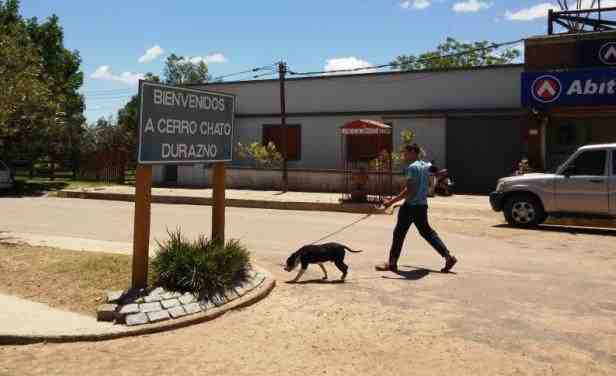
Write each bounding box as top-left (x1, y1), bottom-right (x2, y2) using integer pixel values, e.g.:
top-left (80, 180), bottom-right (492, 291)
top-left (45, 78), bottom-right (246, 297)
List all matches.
top-left (1, 196), bottom-right (615, 375)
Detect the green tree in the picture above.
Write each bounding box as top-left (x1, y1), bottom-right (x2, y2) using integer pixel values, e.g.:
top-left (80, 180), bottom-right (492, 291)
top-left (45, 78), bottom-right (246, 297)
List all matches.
top-left (0, 1), bottom-right (55, 151)
top-left (92, 117), bottom-right (123, 151)
top-left (392, 37), bottom-right (520, 71)
top-left (371, 130), bottom-right (416, 172)
top-left (236, 141), bottom-right (283, 169)
top-left (0, 0), bottom-right (84, 176)
top-left (0, 21), bottom-right (53, 138)
top-left (163, 53), bottom-right (210, 85)
top-left (25, 12), bottom-right (85, 174)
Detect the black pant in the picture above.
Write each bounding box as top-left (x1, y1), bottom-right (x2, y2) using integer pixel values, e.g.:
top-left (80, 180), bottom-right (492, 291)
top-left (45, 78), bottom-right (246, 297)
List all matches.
top-left (388, 204), bottom-right (450, 266)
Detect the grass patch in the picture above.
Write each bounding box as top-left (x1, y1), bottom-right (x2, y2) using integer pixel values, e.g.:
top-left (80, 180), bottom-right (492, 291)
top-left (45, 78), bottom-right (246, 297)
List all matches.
top-left (0, 243), bottom-right (132, 316)
top-left (151, 230), bottom-right (251, 299)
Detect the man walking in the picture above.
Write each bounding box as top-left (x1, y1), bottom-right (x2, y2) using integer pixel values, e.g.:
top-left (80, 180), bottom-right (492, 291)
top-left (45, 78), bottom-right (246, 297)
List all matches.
top-left (376, 143), bottom-right (458, 273)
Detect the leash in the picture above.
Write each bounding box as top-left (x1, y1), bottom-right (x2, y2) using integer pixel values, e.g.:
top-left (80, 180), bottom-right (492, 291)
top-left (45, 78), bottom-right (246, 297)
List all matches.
top-left (308, 203), bottom-right (403, 245)
top-left (309, 213), bottom-right (373, 245)
top-left (277, 205), bottom-right (402, 267)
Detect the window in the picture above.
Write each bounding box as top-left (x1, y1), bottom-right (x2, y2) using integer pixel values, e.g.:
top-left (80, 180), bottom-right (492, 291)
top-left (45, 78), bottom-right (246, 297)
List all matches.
top-left (262, 124), bottom-right (301, 161)
top-left (570, 150), bottom-right (606, 176)
top-left (0, 161), bottom-right (7, 171)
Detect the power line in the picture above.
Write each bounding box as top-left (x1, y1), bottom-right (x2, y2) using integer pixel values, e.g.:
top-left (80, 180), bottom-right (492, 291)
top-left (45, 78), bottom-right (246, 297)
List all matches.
top-left (252, 71), bottom-right (277, 79)
top-left (85, 92), bottom-right (137, 99)
top-left (212, 64), bottom-right (276, 82)
top-left (288, 38), bottom-right (525, 77)
top-left (81, 64), bottom-right (275, 95)
top-left (86, 96), bottom-right (134, 102)
top-left (81, 88), bottom-right (135, 94)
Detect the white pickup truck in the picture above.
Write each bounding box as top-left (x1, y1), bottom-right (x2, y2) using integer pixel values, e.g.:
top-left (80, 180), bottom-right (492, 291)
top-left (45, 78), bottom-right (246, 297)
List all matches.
top-left (490, 144), bottom-right (616, 227)
top-left (0, 160), bottom-right (14, 191)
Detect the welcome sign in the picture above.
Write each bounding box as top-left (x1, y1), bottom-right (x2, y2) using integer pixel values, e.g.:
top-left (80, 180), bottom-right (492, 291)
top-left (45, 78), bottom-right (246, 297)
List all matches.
top-left (137, 81), bottom-right (235, 164)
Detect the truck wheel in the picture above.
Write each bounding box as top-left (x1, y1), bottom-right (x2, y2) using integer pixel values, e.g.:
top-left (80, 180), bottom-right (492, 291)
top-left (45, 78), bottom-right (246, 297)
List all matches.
top-left (504, 194), bottom-right (546, 227)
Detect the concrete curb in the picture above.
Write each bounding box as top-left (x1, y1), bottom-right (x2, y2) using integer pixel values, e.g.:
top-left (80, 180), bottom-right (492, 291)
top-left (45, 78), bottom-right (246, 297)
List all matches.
top-left (0, 266), bottom-right (275, 345)
top-left (53, 190), bottom-right (389, 215)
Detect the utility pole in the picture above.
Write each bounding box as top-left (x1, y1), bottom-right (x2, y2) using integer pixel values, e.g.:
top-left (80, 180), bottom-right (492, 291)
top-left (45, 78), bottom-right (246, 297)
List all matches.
top-left (278, 61), bottom-right (288, 192)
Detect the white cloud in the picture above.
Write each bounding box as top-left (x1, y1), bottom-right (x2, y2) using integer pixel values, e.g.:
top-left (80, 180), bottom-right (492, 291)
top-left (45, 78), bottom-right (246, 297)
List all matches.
top-left (204, 53), bottom-right (227, 64)
top-left (90, 66), bottom-right (144, 86)
top-left (138, 45), bottom-right (164, 63)
top-left (323, 57), bottom-right (376, 75)
top-left (453, 0), bottom-right (492, 13)
top-left (505, 1), bottom-right (616, 21)
top-left (505, 3), bottom-right (555, 21)
top-left (181, 53), bottom-right (228, 65)
top-left (580, 0), bottom-right (616, 7)
top-left (400, 1), bottom-right (431, 10)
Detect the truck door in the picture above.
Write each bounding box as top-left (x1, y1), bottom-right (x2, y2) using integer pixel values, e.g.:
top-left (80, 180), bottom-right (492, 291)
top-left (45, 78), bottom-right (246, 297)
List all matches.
top-left (554, 149), bottom-right (610, 215)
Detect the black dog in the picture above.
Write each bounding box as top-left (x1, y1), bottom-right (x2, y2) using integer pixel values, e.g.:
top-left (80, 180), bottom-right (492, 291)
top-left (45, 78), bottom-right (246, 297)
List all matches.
top-left (284, 242), bottom-right (362, 283)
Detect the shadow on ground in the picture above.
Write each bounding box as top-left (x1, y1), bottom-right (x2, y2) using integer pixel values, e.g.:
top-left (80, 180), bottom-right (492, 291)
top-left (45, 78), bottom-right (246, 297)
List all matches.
top-left (286, 278), bottom-right (346, 285)
top-left (493, 223), bottom-right (616, 236)
top-left (0, 180), bottom-right (69, 198)
top-left (380, 265), bottom-right (458, 281)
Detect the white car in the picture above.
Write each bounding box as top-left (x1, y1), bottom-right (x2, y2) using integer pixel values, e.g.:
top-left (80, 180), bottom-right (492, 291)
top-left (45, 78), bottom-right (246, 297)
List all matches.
top-left (0, 160), bottom-right (14, 191)
top-left (490, 144), bottom-right (616, 226)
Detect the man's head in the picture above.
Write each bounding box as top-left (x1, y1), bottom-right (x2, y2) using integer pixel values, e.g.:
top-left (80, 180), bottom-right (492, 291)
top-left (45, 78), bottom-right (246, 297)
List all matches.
top-left (402, 143), bottom-right (421, 163)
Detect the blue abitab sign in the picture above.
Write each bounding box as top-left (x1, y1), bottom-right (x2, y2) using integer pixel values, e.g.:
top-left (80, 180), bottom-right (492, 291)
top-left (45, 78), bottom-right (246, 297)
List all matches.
top-left (521, 69), bottom-right (616, 108)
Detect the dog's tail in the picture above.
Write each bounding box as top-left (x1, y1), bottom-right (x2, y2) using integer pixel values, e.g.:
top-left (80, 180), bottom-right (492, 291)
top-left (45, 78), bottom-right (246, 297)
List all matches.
top-left (343, 246), bottom-right (363, 253)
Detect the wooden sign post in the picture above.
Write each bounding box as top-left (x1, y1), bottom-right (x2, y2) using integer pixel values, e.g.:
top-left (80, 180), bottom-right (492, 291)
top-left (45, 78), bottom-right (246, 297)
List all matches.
top-left (132, 81), bottom-right (235, 289)
top-left (212, 162), bottom-right (225, 243)
top-left (132, 165), bottom-right (152, 289)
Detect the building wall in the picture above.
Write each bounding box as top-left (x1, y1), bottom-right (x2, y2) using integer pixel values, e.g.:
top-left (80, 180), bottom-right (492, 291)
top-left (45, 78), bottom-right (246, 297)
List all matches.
top-left (230, 115), bottom-right (447, 170)
top-left (157, 65), bottom-right (525, 192)
top-left (153, 115), bottom-right (447, 187)
top-left (234, 115), bottom-right (381, 169)
top-left (153, 165), bottom-right (407, 193)
top-left (446, 116), bottom-right (526, 193)
top-left (386, 117), bottom-right (446, 168)
top-left (200, 65), bottom-right (523, 115)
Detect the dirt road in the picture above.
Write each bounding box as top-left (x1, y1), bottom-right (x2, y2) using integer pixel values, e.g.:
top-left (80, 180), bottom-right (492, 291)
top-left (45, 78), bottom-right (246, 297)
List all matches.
top-left (1, 196), bottom-right (615, 375)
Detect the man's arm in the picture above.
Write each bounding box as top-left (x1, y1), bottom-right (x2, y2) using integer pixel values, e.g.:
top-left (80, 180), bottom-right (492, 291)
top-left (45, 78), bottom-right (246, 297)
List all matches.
top-left (384, 179), bottom-right (417, 208)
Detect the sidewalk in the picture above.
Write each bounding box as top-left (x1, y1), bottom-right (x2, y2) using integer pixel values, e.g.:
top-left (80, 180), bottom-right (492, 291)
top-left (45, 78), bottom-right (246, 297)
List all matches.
top-left (0, 293), bottom-right (126, 342)
top-left (54, 186), bottom-right (390, 214)
top-left (0, 267), bottom-right (275, 345)
top-left (54, 185), bottom-right (493, 214)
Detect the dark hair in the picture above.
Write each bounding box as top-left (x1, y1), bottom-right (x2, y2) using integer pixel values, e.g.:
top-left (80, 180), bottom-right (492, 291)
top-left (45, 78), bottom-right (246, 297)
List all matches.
top-left (404, 143), bottom-right (421, 154)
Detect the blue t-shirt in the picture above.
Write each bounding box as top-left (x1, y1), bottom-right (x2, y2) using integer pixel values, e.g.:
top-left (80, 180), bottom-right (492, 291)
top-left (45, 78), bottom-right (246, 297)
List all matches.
top-left (405, 160), bottom-right (431, 206)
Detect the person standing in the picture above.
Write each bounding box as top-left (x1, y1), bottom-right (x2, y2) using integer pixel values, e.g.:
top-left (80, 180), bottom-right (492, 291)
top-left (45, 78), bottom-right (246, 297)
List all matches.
top-left (376, 143), bottom-right (458, 273)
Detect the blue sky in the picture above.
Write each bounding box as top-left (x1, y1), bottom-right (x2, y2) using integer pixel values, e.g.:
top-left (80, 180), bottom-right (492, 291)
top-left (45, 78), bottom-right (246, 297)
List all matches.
top-left (18, 1), bottom-right (602, 122)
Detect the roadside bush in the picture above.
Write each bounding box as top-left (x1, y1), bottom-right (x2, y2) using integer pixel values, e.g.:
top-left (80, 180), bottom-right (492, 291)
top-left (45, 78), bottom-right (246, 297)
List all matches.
top-left (150, 229), bottom-right (251, 298)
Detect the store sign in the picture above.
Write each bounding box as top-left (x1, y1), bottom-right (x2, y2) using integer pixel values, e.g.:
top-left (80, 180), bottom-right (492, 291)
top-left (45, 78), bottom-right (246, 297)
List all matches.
top-left (521, 69), bottom-right (616, 107)
top-left (137, 81), bottom-right (235, 164)
top-left (579, 39), bottom-right (616, 67)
